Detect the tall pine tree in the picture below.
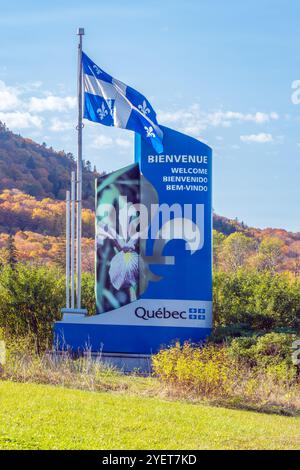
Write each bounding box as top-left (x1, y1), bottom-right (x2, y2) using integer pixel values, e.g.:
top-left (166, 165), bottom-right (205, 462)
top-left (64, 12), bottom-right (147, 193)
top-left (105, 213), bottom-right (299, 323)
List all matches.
top-left (6, 233), bottom-right (18, 269)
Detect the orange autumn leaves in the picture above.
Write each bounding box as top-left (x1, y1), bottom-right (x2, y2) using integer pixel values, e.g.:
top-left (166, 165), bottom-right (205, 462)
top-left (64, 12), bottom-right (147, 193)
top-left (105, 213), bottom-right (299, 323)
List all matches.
top-left (0, 189), bottom-right (299, 275)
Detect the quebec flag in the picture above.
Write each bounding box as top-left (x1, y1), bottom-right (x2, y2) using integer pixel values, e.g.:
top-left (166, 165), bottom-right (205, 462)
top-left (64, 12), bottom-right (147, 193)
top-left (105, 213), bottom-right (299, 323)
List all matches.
top-left (82, 52), bottom-right (163, 153)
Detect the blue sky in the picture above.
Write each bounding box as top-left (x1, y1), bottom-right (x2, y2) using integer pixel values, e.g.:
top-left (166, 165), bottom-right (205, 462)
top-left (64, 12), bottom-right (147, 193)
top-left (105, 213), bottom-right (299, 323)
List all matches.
top-left (0, 0), bottom-right (300, 231)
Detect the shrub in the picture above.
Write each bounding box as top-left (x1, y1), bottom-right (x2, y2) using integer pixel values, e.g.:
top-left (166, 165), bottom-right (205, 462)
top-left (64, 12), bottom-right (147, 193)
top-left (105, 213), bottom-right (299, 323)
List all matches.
top-left (0, 263), bottom-right (65, 352)
top-left (228, 332), bottom-right (297, 370)
top-left (254, 332), bottom-right (296, 367)
top-left (264, 362), bottom-right (296, 384)
top-left (0, 265), bottom-right (96, 352)
top-left (153, 341), bottom-right (300, 412)
top-left (213, 270), bottom-right (300, 331)
top-left (227, 336), bottom-right (258, 366)
top-left (81, 272), bottom-right (96, 315)
top-left (152, 342), bottom-right (240, 397)
top-left (210, 324), bottom-right (254, 343)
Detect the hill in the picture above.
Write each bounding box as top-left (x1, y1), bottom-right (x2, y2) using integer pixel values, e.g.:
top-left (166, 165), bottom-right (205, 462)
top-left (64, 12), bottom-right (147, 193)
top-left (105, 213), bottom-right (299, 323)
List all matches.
top-left (0, 125), bottom-right (299, 274)
top-left (0, 189), bottom-right (299, 273)
top-left (0, 122), bottom-right (99, 208)
top-left (0, 189), bottom-right (94, 237)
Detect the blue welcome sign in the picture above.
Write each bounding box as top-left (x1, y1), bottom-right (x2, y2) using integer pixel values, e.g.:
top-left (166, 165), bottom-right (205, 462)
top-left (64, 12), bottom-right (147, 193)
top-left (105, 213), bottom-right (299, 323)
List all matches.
top-left (54, 126), bottom-right (212, 354)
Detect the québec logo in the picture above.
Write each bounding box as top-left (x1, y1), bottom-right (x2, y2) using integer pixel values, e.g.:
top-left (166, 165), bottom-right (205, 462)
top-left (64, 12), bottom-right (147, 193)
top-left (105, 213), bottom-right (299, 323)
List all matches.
top-left (135, 307), bottom-right (186, 321)
top-left (188, 307), bottom-right (206, 320)
top-left (134, 306), bottom-right (206, 321)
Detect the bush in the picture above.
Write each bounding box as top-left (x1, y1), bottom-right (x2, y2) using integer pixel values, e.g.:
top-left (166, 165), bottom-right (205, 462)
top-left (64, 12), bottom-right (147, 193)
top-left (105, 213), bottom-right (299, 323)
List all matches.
top-left (81, 272), bottom-right (96, 315)
top-left (0, 263), bottom-right (65, 352)
top-left (152, 342), bottom-right (239, 397)
top-left (153, 341), bottom-right (300, 412)
top-left (213, 270), bottom-right (300, 331)
top-left (0, 265), bottom-right (96, 352)
top-left (228, 332), bottom-right (297, 369)
top-left (210, 324), bottom-right (254, 343)
top-left (227, 336), bottom-right (258, 365)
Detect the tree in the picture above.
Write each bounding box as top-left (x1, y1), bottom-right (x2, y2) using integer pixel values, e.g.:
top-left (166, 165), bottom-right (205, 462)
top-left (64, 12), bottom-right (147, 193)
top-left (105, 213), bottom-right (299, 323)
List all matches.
top-left (85, 160), bottom-right (92, 172)
top-left (255, 237), bottom-right (284, 273)
top-left (26, 156), bottom-right (36, 170)
top-left (213, 230), bottom-right (225, 269)
top-left (53, 236), bottom-right (66, 271)
top-left (66, 152), bottom-right (75, 161)
top-left (6, 234), bottom-right (18, 269)
top-left (221, 232), bottom-right (256, 271)
top-left (291, 256), bottom-right (300, 277)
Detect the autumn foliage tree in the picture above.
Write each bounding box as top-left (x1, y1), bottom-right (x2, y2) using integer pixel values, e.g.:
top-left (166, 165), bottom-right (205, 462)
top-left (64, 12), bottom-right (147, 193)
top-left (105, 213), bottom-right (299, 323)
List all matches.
top-left (6, 233), bottom-right (18, 269)
top-left (221, 232), bottom-right (256, 271)
top-left (253, 237), bottom-right (284, 273)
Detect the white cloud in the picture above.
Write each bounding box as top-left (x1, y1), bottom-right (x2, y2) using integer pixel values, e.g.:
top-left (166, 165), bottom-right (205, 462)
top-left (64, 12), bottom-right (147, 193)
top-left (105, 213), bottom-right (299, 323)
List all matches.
top-left (0, 80), bottom-right (78, 132)
top-left (28, 95), bottom-right (76, 113)
top-left (18, 81), bottom-right (43, 92)
top-left (90, 134), bottom-right (132, 151)
top-left (240, 133), bottom-right (273, 143)
top-left (158, 105), bottom-right (279, 137)
top-left (91, 134), bottom-right (114, 149)
top-left (115, 138), bottom-right (131, 149)
top-left (50, 118), bottom-right (74, 132)
top-left (0, 81), bottom-right (20, 111)
top-left (0, 111), bottom-right (43, 129)
top-left (207, 111), bottom-right (279, 126)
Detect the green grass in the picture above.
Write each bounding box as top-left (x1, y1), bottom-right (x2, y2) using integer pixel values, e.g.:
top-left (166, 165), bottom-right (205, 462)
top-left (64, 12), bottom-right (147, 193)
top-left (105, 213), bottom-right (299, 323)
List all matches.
top-left (0, 381), bottom-right (299, 450)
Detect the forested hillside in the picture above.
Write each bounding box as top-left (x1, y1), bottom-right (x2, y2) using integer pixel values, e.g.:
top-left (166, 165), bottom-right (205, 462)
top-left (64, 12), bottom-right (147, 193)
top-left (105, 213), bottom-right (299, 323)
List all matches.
top-left (0, 189), bottom-right (94, 237)
top-left (0, 124), bottom-right (299, 275)
top-left (0, 122), bottom-right (100, 208)
top-left (0, 189), bottom-right (299, 274)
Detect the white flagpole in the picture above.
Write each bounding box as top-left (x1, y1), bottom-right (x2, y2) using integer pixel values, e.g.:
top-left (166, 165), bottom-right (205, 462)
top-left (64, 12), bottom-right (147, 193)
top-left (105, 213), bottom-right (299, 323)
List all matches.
top-left (76, 27), bottom-right (84, 310)
top-left (65, 190), bottom-right (70, 309)
top-left (71, 171), bottom-right (76, 309)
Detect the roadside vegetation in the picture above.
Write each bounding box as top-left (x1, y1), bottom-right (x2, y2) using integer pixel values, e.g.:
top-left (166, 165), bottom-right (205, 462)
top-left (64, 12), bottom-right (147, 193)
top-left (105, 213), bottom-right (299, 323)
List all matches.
top-left (0, 218), bottom-right (299, 417)
top-left (1, 331), bottom-right (299, 416)
top-left (0, 261), bottom-right (299, 415)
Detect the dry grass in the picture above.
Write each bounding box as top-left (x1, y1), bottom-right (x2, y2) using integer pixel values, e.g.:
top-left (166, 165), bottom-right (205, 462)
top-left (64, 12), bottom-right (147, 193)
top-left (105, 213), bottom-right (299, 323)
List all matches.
top-left (152, 343), bottom-right (300, 416)
top-left (1, 348), bottom-right (161, 396)
top-left (162, 371), bottom-right (300, 416)
top-left (1, 341), bottom-right (299, 417)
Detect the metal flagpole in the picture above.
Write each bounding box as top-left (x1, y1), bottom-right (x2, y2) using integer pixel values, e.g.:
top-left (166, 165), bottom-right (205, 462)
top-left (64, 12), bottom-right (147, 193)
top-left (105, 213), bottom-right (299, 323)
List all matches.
top-left (71, 171), bottom-right (76, 309)
top-left (76, 27), bottom-right (84, 310)
top-left (65, 190), bottom-right (70, 309)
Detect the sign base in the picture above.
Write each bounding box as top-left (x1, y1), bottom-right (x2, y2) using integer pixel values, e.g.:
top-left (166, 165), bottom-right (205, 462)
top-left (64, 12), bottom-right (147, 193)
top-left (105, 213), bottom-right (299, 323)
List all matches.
top-left (54, 308), bottom-right (211, 355)
top-left (95, 352), bottom-right (151, 374)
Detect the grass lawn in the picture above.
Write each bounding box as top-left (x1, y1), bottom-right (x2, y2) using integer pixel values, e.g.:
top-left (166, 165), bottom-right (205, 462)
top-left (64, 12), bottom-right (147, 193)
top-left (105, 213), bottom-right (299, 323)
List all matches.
top-left (0, 381), bottom-right (299, 450)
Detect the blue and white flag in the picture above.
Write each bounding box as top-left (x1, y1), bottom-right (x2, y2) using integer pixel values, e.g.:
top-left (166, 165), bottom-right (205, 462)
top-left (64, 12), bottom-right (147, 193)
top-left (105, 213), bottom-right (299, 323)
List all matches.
top-left (82, 52), bottom-right (163, 153)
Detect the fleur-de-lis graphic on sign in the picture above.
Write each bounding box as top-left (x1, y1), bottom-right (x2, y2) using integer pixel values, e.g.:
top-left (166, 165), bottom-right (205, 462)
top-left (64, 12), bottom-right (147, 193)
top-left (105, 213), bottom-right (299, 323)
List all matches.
top-left (97, 103), bottom-right (108, 120)
top-left (93, 64), bottom-right (102, 75)
top-left (138, 100), bottom-right (150, 116)
top-left (144, 126), bottom-right (155, 138)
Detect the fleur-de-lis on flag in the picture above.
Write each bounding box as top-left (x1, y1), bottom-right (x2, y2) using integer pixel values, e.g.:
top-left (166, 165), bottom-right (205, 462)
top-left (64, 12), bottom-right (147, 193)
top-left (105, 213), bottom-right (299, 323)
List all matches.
top-left (144, 125), bottom-right (155, 138)
top-left (138, 100), bottom-right (150, 116)
top-left (93, 64), bottom-right (102, 76)
top-left (83, 51), bottom-right (164, 153)
top-left (97, 103), bottom-right (108, 120)
top-left (106, 99), bottom-right (114, 117)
